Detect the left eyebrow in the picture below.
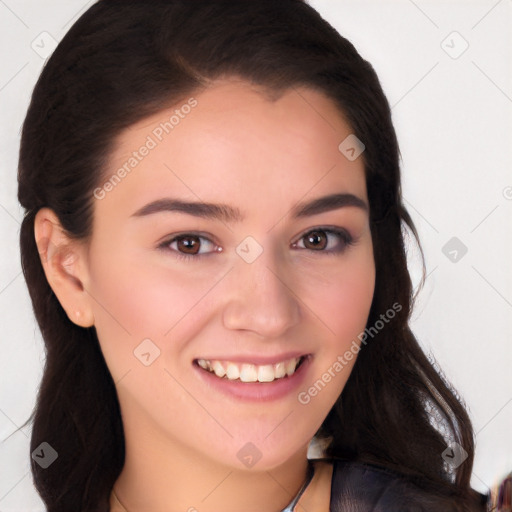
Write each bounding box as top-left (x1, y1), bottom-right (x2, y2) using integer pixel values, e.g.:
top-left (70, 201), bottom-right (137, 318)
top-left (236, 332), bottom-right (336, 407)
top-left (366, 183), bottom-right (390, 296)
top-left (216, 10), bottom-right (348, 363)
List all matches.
top-left (291, 193), bottom-right (368, 218)
top-left (130, 193), bottom-right (368, 223)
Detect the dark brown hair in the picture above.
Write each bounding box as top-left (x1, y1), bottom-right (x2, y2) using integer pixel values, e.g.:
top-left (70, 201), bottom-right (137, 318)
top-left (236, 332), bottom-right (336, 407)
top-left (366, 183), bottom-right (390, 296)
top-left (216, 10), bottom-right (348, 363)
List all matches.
top-left (17, 1), bottom-right (484, 510)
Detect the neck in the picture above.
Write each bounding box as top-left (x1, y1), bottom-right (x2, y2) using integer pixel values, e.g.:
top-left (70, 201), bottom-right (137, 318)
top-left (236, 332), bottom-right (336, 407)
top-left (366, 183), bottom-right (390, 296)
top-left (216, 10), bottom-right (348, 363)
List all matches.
top-left (113, 415), bottom-right (312, 512)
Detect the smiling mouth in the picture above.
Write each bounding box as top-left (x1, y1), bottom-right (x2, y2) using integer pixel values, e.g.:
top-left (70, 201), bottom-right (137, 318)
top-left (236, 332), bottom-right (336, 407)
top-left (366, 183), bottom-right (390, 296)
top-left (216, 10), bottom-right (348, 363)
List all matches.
top-left (194, 356), bottom-right (308, 383)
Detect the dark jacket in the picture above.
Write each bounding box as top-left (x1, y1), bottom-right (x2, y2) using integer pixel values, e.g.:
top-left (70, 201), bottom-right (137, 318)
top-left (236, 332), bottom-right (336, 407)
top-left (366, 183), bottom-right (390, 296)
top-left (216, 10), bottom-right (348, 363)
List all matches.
top-left (327, 458), bottom-right (489, 512)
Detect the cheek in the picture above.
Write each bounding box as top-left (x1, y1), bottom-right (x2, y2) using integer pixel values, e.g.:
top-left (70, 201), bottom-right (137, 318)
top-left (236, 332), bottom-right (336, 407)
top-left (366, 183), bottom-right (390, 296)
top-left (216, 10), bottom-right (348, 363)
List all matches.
top-left (333, 263), bottom-right (375, 340)
top-left (300, 250), bottom-right (375, 348)
top-left (295, 252), bottom-right (375, 424)
top-left (85, 246), bottom-right (226, 380)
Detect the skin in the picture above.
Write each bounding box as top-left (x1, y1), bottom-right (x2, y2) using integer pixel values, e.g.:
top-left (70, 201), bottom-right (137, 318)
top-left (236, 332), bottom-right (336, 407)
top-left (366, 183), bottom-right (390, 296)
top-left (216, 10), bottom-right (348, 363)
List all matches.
top-left (35, 79), bottom-right (375, 512)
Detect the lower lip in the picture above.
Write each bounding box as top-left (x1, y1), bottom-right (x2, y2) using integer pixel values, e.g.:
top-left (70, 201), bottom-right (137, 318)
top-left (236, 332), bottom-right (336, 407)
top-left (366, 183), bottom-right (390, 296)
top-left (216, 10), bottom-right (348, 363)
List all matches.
top-left (193, 356), bottom-right (312, 402)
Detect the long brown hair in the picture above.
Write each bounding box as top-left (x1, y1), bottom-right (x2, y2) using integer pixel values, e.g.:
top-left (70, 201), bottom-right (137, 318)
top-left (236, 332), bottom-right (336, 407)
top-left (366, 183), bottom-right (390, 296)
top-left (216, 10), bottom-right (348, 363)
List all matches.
top-left (17, 1), bottom-right (484, 510)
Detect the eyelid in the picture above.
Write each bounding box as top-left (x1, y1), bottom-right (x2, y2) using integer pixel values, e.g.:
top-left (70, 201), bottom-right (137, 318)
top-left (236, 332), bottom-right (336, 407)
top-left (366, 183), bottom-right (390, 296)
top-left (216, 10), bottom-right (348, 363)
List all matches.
top-left (292, 226), bottom-right (355, 253)
top-left (157, 232), bottom-right (220, 260)
top-left (157, 226), bottom-right (356, 261)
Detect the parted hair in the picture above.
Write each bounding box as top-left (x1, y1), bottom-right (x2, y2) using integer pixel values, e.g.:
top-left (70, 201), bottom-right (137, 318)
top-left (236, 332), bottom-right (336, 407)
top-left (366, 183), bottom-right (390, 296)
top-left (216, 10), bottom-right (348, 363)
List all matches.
top-left (17, 1), bottom-right (484, 510)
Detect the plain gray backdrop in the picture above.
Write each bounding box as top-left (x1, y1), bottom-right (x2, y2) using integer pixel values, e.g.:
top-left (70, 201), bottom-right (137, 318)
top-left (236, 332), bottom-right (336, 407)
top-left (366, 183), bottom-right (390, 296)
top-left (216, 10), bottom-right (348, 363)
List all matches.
top-left (1, 1), bottom-right (511, 510)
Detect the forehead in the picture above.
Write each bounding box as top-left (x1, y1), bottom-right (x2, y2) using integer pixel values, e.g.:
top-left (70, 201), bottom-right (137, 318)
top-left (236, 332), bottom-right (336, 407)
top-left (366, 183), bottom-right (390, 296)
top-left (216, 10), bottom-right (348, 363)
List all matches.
top-left (98, 79), bottom-right (367, 220)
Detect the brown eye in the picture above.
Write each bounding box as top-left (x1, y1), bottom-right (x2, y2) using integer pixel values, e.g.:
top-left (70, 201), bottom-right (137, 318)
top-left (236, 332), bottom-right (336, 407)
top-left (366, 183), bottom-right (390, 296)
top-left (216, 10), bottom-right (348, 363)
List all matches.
top-left (303, 230), bottom-right (328, 250)
top-left (158, 233), bottom-right (219, 260)
top-left (294, 227), bottom-right (354, 254)
top-left (176, 235), bottom-right (202, 255)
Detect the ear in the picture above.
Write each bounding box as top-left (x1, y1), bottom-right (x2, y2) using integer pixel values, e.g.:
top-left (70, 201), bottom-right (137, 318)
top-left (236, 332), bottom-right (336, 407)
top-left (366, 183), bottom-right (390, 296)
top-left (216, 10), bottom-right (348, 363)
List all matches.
top-left (34, 208), bottom-right (95, 328)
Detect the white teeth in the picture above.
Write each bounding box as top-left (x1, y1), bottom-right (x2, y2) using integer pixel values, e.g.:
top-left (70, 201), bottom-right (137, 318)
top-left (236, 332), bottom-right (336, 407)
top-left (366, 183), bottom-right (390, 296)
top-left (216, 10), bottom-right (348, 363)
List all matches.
top-left (239, 364), bottom-right (258, 382)
top-left (257, 364), bottom-right (275, 382)
top-left (285, 358), bottom-right (297, 376)
top-left (274, 361), bottom-right (286, 379)
top-left (226, 362), bottom-right (240, 380)
top-left (196, 357), bottom-right (303, 383)
top-left (212, 361), bottom-right (226, 378)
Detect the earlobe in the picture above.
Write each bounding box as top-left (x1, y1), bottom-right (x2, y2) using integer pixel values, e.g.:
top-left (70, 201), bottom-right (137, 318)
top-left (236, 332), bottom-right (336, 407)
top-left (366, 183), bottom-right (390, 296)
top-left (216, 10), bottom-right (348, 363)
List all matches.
top-left (34, 208), bottom-right (95, 328)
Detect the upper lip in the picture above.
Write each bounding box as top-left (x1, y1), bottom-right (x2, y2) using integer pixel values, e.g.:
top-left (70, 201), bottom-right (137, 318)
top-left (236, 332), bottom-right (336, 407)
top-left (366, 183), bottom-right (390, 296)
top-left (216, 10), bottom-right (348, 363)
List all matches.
top-left (194, 352), bottom-right (309, 366)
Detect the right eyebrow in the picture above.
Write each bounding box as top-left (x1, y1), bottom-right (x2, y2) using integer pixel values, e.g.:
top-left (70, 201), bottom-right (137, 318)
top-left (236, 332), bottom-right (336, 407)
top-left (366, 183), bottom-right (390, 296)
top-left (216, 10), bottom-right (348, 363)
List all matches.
top-left (130, 198), bottom-right (244, 224)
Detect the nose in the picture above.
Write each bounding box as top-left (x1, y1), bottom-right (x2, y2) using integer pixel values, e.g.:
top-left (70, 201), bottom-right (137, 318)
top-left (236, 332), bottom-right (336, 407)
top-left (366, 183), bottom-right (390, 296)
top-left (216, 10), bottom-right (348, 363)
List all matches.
top-left (222, 246), bottom-right (301, 338)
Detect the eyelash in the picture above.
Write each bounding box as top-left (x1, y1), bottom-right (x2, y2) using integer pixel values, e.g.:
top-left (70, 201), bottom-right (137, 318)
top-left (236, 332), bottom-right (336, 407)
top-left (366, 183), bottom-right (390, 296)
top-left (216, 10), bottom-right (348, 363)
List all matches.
top-left (158, 227), bottom-right (356, 262)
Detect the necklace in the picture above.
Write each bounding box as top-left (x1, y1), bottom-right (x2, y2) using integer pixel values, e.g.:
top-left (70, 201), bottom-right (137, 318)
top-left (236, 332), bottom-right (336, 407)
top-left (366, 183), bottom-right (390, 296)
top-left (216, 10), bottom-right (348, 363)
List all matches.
top-left (112, 459), bottom-right (315, 512)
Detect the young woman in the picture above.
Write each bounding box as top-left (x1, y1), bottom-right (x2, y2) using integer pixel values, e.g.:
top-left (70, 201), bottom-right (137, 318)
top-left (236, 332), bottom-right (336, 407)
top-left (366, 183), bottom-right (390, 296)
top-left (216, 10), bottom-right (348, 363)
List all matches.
top-left (17, 1), bottom-right (491, 510)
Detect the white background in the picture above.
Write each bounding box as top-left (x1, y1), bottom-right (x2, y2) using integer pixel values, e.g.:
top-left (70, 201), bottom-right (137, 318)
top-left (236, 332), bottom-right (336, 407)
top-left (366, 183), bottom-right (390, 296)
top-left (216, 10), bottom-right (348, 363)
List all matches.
top-left (1, 1), bottom-right (511, 510)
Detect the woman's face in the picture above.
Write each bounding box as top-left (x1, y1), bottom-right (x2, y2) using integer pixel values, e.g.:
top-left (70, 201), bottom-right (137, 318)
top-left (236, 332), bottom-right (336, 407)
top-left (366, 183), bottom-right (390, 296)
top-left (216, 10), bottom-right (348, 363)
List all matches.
top-left (83, 80), bottom-right (375, 469)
